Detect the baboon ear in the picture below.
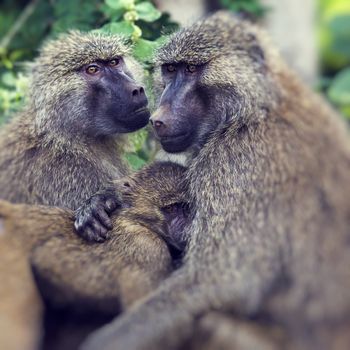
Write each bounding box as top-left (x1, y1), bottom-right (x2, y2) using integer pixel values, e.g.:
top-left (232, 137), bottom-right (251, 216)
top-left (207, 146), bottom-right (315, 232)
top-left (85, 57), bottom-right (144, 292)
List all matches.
top-left (235, 11), bottom-right (257, 23)
top-left (248, 44), bottom-right (266, 69)
top-left (249, 45), bottom-right (265, 64)
top-left (122, 181), bottom-right (132, 192)
top-left (113, 177), bottom-right (134, 195)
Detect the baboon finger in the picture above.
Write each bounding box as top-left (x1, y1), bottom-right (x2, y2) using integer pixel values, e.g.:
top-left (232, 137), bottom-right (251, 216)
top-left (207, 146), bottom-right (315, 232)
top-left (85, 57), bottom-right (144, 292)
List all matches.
top-left (95, 208), bottom-right (113, 230)
top-left (84, 225), bottom-right (105, 243)
top-left (105, 197), bottom-right (119, 214)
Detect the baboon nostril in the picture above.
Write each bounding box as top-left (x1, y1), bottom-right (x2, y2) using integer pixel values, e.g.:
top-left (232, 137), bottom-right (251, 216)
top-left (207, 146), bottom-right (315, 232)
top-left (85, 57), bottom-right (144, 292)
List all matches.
top-left (132, 87), bottom-right (144, 97)
top-left (154, 121), bottom-right (163, 128)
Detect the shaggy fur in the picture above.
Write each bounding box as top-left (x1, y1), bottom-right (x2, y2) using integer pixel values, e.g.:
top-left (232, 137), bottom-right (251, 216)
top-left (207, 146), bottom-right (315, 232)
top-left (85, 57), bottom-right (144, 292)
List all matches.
top-left (0, 31), bottom-right (144, 208)
top-left (0, 162), bottom-right (187, 350)
top-left (82, 12), bottom-right (350, 350)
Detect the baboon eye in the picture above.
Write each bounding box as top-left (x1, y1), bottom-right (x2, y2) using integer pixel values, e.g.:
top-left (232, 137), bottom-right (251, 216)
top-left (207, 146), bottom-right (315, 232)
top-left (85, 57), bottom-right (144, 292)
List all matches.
top-left (109, 58), bottom-right (120, 67)
top-left (166, 64), bottom-right (176, 73)
top-left (86, 65), bottom-right (100, 75)
top-left (186, 64), bottom-right (197, 73)
top-left (163, 205), bottom-right (175, 213)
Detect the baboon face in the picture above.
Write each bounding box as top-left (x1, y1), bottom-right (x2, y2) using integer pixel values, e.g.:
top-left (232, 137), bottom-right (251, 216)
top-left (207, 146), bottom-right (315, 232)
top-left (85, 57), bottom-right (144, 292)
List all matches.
top-left (116, 163), bottom-right (190, 249)
top-left (151, 12), bottom-right (275, 153)
top-left (82, 57), bottom-right (150, 135)
top-left (30, 31), bottom-right (150, 137)
top-left (150, 63), bottom-right (209, 153)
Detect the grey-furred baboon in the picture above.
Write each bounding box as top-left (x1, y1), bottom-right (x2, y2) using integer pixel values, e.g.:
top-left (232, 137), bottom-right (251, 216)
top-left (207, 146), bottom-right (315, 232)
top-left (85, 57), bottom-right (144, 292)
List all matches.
top-left (77, 11), bottom-right (350, 350)
top-left (0, 161), bottom-right (189, 350)
top-left (0, 30), bottom-right (151, 349)
top-left (0, 30), bottom-right (149, 212)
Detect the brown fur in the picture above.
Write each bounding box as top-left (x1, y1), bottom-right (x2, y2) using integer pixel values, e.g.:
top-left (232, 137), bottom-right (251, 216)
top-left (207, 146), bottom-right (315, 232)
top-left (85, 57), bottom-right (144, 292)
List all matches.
top-left (81, 12), bottom-right (350, 350)
top-left (0, 162), bottom-right (187, 350)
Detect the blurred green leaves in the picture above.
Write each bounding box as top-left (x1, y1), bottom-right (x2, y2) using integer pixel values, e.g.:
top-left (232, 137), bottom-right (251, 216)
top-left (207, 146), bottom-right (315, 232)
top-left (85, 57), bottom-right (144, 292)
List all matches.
top-left (219, 0), bottom-right (267, 18)
top-left (0, 71), bottom-right (28, 124)
top-left (319, 0), bottom-right (350, 119)
top-left (100, 21), bottom-right (135, 36)
top-left (100, 0), bottom-right (173, 65)
top-left (327, 68), bottom-right (350, 119)
top-left (135, 2), bottom-right (161, 22)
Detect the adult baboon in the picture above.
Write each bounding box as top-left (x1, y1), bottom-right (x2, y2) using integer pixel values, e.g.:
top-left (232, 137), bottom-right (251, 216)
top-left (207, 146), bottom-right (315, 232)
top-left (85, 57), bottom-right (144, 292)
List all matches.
top-left (0, 162), bottom-right (189, 350)
top-left (0, 30), bottom-right (151, 349)
top-left (0, 30), bottom-right (149, 213)
top-left (78, 12), bottom-right (350, 350)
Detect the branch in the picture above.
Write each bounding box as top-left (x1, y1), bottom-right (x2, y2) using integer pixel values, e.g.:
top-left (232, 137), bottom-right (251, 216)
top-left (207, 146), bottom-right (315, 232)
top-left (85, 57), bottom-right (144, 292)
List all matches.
top-left (0, 0), bottom-right (40, 51)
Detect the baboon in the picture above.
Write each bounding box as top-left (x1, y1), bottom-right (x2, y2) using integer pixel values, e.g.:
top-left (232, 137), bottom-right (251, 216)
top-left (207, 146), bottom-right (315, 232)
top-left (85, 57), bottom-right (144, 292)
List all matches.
top-left (0, 162), bottom-right (189, 350)
top-left (0, 30), bottom-right (152, 349)
top-left (77, 12), bottom-right (350, 350)
top-left (0, 30), bottom-right (149, 211)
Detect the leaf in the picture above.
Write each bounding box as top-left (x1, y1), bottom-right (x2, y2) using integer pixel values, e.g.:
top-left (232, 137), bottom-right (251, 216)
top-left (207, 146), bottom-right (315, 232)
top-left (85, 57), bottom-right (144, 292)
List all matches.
top-left (329, 15), bottom-right (350, 58)
top-left (133, 38), bottom-right (160, 61)
top-left (105, 0), bottom-right (134, 11)
top-left (124, 153), bottom-right (147, 170)
top-left (328, 67), bottom-right (350, 105)
top-left (135, 2), bottom-right (161, 22)
top-left (127, 128), bottom-right (148, 151)
top-left (100, 3), bottom-right (125, 21)
top-left (1, 72), bottom-right (16, 87)
top-left (100, 21), bottom-right (134, 36)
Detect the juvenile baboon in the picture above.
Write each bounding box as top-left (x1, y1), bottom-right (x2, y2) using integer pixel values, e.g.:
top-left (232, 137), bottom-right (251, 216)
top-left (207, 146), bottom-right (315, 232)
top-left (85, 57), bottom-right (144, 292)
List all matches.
top-left (0, 162), bottom-right (189, 350)
top-left (78, 12), bottom-right (350, 350)
top-left (0, 30), bottom-right (149, 211)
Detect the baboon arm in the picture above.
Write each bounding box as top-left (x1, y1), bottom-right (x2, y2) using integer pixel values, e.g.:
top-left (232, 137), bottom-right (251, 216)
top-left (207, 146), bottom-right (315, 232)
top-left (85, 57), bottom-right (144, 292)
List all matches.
top-left (81, 270), bottom-right (195, 350)
top-left (81, 253), bottom-right (281, 350)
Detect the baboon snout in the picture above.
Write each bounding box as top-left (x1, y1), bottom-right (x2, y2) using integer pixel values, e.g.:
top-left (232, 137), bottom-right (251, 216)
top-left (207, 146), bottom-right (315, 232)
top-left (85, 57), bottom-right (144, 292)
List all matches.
top-left (150, 107), bottom-right (169, 135)
top-left (128, 84), bottom-right (147, 108)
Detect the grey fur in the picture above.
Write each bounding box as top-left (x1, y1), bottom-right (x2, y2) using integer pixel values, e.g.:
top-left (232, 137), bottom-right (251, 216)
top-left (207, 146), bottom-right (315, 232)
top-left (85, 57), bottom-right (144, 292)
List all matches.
top-left (82, 11), bottom-right (350, 350)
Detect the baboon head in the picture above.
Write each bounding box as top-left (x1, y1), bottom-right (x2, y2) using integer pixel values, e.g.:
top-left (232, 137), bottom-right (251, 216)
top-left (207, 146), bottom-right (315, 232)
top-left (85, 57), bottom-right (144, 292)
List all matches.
top-left (151, 11), bottom-right (280, 153)
top-left (115, 162), bottom-right (190, 250)
top-left (29, 31), bottom-right (150, 138)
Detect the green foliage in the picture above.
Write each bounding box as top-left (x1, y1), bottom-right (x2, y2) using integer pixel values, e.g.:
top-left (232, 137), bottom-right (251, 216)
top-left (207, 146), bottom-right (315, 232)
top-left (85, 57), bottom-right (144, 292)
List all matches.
top-left (219, 0), bottom-right (267, 18)
top-left (327, 68), bottom-right (350, 119)
top-left (124, 128), bottom-right (149, 170)
top-left (0, 71), bottom-right (28, 124)
top-left (51, 0), bottom-right (102, 34)
top-left (99, 0), bottom-right (177, 66)
top-left (319, 0), bottom-right (350, 119)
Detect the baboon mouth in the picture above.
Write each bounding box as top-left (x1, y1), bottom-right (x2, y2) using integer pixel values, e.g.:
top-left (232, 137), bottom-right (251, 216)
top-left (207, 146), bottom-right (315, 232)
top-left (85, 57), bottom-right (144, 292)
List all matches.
top-left (160, 132), bottom-right (190, 142)
top-left (118, 108), bottom-right (150, 132)
top-left (130, 108), bottom-right (151, 124)
top-left (132, 107), bottom-right (150, 116)
top-left (159, 132), bottom-right (192, 153)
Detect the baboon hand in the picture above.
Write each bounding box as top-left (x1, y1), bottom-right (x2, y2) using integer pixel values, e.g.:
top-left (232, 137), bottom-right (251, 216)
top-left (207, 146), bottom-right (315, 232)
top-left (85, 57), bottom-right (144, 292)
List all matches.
top-left (74, 188), bottom-right (121, 242)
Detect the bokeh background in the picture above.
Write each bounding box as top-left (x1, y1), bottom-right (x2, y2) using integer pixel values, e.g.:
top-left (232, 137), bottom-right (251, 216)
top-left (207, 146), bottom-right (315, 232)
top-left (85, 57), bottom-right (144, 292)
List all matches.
top-left (0, 0), bottom-right (349, 168)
